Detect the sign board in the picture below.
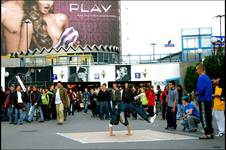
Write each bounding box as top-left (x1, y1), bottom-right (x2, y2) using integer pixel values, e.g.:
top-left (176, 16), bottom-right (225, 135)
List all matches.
top-left (164, 44), bottom-right (175, 47)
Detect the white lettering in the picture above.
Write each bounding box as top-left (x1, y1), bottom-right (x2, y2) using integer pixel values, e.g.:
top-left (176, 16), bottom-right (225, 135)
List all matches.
top-left (101, 4), bottom-right (111, 13)
top-left (69, 3), bottom-right (112, 13)
top-left (81, 4), bottom-right (89, 13)
top-left (90, 4), bottom-right (101, 13)
top-left (69, 4), bottom-right (79, 12)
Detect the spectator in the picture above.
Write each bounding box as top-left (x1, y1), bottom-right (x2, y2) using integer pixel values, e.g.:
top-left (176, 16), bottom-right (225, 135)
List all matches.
top-left (98, 83), bottom-right (110, 120)
top-left (176, 84), bottom-right (185, 120)
top-left (48, 85), bottom-right (56, 120)
top-left (90, 88), bottom-right (98, 117)
top-left (0, 87), bottom-right (6, 115)
top-left (181, 95), bottom-right (200, 132)
top-left (83, 88), bottom-right (91, 114)
top-left (131, 85), bottom-right (138, 120)
top-left (41, 89), bottom-right (50, 121)
top-left (13, 85), bottom-right (26, 125)
top-left (165, 80), bottom-right (178, 130)
top-left (27, 86), bottom-right (44, 123)
top-left (68, 89), bottom-right (76, 116)
top-left (196, 64), bottom-right (214, 139)
top-left (7, 85), bottom-right (15, 124)
top-left (146, 85), bottom-right (156, 119)
top-left (212, 84), bottom-right (225, 136)
top-left (156, 85), bottom-right (162, 116)
top-left (24, 86), bottom-right (32, 121)
top-left (121, 83), bottom-right (133, 118)
top-left (160, 86), bottom-right (168, 120)
top-left (51, 81), bottom-right (68, 125)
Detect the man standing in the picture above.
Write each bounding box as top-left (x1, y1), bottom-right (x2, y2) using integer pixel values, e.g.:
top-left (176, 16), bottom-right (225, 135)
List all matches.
top-left (13, 85), bottom-right (26, 125)
top-left (83, 88), bottom-right (91, 114)
top-left (98, 83), bottom-right (110, 120)
top-left (196, 64), bottom-right (214, 139)
top-left (51, 81), bottom-right (68, 125)
top-left (7, 85), bottom-right (15, 124)
top-left (165, 81), bottom-right (178, 130)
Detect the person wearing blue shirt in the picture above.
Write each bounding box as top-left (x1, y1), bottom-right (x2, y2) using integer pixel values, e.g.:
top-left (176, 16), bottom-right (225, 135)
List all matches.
top-left (181, 96), bottom-right (200, 132)
top-left (82, 88), bottom-right (91, 114)
top-left (196, 64), bottom-right (214, 139)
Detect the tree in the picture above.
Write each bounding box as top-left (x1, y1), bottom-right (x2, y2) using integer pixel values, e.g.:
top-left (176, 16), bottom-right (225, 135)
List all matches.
top-left (184, 65), bottom-right (198, 94)
top-left (203, 47), bottom-right (225, 79)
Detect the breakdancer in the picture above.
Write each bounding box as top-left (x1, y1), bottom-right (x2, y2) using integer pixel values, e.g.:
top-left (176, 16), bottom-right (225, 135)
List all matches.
top-left (109, 89), bottom-right (155, 136)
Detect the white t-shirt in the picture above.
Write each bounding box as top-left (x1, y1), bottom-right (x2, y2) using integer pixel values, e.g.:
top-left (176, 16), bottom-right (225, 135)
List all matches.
top-left (17, 92), bottom-right (23, 103)
top-left (55, 88), bottom-right (62, 104)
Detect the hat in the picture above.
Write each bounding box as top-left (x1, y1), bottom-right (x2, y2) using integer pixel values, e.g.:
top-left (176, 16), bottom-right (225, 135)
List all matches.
top-left (182, 95), bottom-right (189, 101)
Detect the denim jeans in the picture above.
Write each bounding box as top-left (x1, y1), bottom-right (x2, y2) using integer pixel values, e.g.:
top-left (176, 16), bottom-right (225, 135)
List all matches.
top-left (14, 108), bottom-right (26, 124)
top-left (25, 102), bottom-right (31, 121)
top-left (84, 100), bottom-right (89, 113)
top-left (181, 115), bottom-right (200, 130)
top-left (99, 101), bottom-right (109, 119)
top-left (176, 104), bottom-right (184, 120)
top-left (28, 105), bottom-right (44, 122)
top-left (118, 102), bottom-right (150, 122)
top-left (7, 106), bottom-right (14, 123)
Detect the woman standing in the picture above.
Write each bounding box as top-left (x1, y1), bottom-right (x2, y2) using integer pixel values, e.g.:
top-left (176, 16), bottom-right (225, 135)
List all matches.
top-left (41, 89), bottom-right (49, 121)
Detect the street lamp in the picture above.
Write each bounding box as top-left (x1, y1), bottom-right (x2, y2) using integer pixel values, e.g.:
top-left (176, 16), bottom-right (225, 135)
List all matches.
top-left (197, 48), bottom-right (202, 62)
top-left (211, 37), bottom-right (218, 56)
top-left (24, 19), bottom-right (31, 52)
top-left (150, 43), bottom-right (156, 60)
top-left (215, 15), bottom-right (225, 37)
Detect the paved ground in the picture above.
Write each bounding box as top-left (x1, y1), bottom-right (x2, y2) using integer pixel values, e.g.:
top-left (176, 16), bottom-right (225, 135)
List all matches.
top-left (1, 112), bottom-right (225, 149)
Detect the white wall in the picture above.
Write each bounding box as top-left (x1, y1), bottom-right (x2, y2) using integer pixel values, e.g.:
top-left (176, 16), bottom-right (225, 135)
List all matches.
top-left (89, 65), bottom-right (115, 86)
top-left (53, 66), bottom-right (69, 82)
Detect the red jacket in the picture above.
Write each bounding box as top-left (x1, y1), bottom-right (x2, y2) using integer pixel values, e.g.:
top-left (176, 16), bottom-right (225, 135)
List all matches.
top-left (146, 90), bottom-right (156, 106)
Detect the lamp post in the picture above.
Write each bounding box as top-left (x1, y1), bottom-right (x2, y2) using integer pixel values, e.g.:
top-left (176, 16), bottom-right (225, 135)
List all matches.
top-left (215, 15), bottom-right (225, 37)
top-left (24, 19), bottom-right (31, 52)
top-left (197, 48), bottom-right (202, 62)
top-left (150, 43), bottom-right (156, 60)
top-left (211, 37), bottom-right (218, 56)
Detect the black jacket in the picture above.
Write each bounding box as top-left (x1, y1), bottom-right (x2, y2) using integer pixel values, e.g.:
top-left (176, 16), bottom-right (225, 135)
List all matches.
top-left (13, 91), bottom-right (25, 109)
top-left (98, 90), bottom-right (110, 102)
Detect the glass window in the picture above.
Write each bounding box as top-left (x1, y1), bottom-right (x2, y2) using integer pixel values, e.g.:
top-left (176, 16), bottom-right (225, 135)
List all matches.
top-left (99, 53), bottom-right (103, 62)
top-left (201, 36), bottom-right (211, 48)
top-left (104, 53), bottom-right (108, 63)
top-left (92, 53), bottom-right (97, 62)
top-left (183, 36), bottom-right (199, 49)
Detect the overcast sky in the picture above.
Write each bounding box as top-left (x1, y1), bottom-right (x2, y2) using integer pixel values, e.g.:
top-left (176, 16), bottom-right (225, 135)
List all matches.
top-left (121, 1), bottom-right (225, 56)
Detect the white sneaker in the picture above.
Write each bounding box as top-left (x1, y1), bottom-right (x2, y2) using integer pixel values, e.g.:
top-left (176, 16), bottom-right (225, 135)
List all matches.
top-left (215, 133), bottom-right (224, 137)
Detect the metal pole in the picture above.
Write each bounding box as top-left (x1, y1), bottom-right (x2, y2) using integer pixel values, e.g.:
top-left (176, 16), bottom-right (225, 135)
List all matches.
top-left (220, 16), bottom-right (222, 37)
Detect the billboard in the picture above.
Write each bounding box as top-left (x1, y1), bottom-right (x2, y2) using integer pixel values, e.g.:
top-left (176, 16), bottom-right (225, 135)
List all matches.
top-left (1, 0), bottom-right (120, 55)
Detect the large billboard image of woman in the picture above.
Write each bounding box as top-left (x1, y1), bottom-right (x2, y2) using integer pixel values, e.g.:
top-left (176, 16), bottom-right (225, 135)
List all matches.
top-left (1, 0), bottom-right (120, 55)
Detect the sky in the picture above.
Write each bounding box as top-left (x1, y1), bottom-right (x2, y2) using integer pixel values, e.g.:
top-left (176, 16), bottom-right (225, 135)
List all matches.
top-left (121, 1), bottom-right (225, 56)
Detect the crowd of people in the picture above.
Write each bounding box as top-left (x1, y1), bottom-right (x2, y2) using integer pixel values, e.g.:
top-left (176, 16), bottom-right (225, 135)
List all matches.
top-left (0, 64), bottom-right (225, 138)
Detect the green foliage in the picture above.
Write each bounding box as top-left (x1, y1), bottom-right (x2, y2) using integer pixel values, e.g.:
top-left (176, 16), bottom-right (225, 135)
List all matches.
top-left (184, 65), bottom-right (198, 93)
top-left (203, 47), bottom-right (225, 79)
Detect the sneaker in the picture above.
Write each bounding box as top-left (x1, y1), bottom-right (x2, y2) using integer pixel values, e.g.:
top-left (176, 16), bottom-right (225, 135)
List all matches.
top-left (215, 133), bottom-right (224, 137)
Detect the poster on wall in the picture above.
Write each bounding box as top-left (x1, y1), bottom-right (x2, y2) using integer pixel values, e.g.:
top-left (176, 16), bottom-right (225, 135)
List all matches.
top-left (115, 65), bottom-right (131, 82)
top-left (1, 0), bottom-right (120, 55)
top-left (89, 65), bottom-right (115, 85)
top-left (5, 67), bottom-right (53, 88)
top-left (53, 66), bottom-right (68, 82)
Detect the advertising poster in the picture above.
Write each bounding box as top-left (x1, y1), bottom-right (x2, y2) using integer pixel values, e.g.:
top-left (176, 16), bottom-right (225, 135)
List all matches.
top-left (1, 0), bottom-right (120, 55)
top-left (115, 65), bottom-right (131, 82)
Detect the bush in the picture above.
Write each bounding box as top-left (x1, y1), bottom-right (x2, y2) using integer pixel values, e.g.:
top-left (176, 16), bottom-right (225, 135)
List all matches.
top-left (184, 65), bottom-right (198, 93)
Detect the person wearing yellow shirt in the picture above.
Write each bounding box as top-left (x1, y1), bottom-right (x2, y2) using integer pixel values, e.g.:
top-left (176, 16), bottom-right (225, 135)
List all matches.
top-left (212, 85), bottom-right (225, 137)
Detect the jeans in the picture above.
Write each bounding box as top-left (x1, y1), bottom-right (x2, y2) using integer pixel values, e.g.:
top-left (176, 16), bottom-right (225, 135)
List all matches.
top-left (99, 101), bottom-right (110, 119)
top-left (84, 100), bottom-right (89, 113)
top-left (28, 105), bottom-right (44, 122)
top-left (7, 106), bottom-right (14, 123)
top-left (14, 108), bottom-right (26, 124)
top-left (176, 104), bottom-right (184, 120)
top-left (120, 102), bottom-right (150, 122)
top-left (25, 102), bottom-right (31, 121)
top-left (181, 115), bottom-right (200, 130)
